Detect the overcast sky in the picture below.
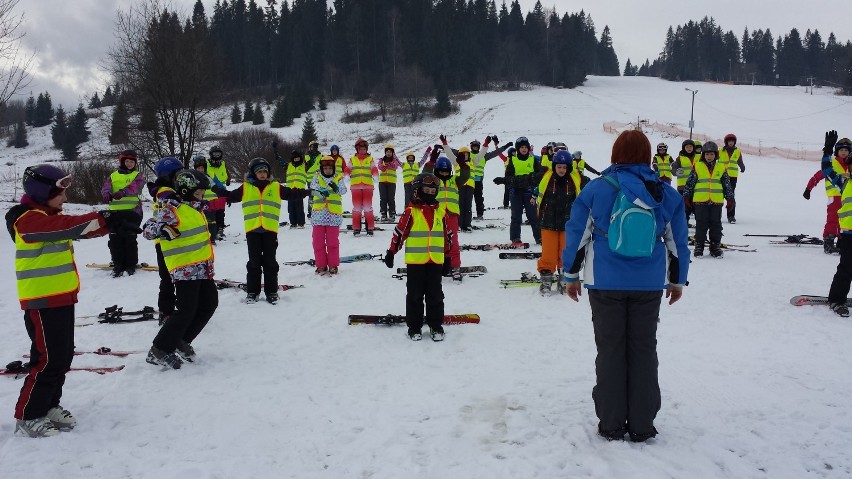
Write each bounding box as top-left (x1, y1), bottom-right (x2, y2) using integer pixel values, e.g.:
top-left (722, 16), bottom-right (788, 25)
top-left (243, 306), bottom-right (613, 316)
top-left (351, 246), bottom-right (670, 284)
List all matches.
top-left (10, 0), bottom-right (852, 107)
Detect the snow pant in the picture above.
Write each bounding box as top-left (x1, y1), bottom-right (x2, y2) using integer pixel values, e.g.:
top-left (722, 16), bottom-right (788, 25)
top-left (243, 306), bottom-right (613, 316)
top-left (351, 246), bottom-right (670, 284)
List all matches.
top-left (15, 306), bottom-right (74, 420)
top-left (351, 187), bottom-right (375, 232)
top-left (503, 184), bottom-right (510, 208)
top-left (312, 225), bottom-right (340, 269)
top-left (379, 182), bottom-right (397, 218)
top-left (588, 289), bottom-right (663, 437)
top-left (726, 177), bottom-right (738, 220)
top-left (307, 192), bottom-right (313, 218)
top-left (216, 209), bottom-right (226, 238)
top-left (288, 196), bottom-right (306, 226)
top-left (538, 229), bottom-right (566, 273)
top-left (245, 231), bottom-right (280, 295)
top-left (693, 202), bottom-right (723, 244)
top-left (828, 234), bottom-right (852, 303)
top-left (405, 263), bottom-right (445, 335)
top-left (677, 186), bottom-right (693, 223)
top-left (824, 196), bottom-right (841, 238)
top-left (446, 213), bottom-right (461, 268)
top-left (204, 211), bottom-right (219, 244)
top-left (153, 279), bottom-right (217, 353)
top-left (459, 185), bottom-right (474, 230)
top-left (155, 243), bottom-right (176, 316)
top-left (474, 180), bottom-right (485, 217)
top-left (403, 183), bottom-right (414, 209)
top-left (107, 211), bottom-right (142, 271)
top-left (509, 189), bottom-right (541, 243)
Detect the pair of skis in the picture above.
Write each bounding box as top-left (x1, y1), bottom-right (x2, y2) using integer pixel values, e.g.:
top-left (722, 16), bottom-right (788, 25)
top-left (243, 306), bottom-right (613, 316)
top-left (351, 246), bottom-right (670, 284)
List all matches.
top-left (85, 263), bottom-right (159, 272)
top-left (461, 242), bottom-right (529, 251)
top-left (284, 253), bottom-right (383, 266)
top-left (745, 234), bottom-right (822, 246)
top-left (215, 279), bottom-right (304, 292)
top-left (348, 314), bottom-right (480, 325)
top-left (76, 305), bottom-right (158, 327)
top-left (499, 252), bottom-right (541, 259)
top-left (2, 357), bottom-right (126, 377)
top-left (392, 265), bottom-right (487, 280)
top-left (687, 237), bottom-right (756, 252)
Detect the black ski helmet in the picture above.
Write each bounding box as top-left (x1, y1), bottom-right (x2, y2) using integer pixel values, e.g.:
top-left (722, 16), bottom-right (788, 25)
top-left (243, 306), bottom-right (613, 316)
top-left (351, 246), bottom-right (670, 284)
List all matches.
top-left (174, 169), bottom-right (211, 199)
top-left (209, 146), bottom-right (223, 166)
top-left (248, 157), bottom-right (271, 177)
top-left (412, 173), bottom-right (439, 202)
top-left (192, 155), bottom-right (207, 169)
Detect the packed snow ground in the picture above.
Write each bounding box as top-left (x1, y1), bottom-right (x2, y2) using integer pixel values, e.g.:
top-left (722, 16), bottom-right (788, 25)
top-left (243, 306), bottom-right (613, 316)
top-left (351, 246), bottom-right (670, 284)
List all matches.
top-left (1, 76), bottom-right (851, 478)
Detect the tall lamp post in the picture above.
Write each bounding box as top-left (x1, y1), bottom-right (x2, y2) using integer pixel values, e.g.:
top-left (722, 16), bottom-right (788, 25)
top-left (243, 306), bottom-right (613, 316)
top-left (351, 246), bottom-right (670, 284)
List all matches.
top-left (685, 88), bottom-right (698, 140)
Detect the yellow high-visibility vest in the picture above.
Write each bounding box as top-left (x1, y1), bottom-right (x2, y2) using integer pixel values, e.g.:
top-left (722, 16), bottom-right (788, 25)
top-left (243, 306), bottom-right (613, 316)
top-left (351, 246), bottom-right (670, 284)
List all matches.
top-left (825, 158), bottom-right (846, 197)
top-left (202, 175), bottom-right (218, 201)
top-left (312, 174), bottom-right (343, 214)
top-left (719, 148), bottom-right (742, 178)
top-left (14, 210), bottom-right (80, 303)
top-left (286, 162), bottom-right (308, 189)
top-left (159, 203), bottom-right (214, 272)
top-left (306, 153), bottom-right (323, 175)
top-left (349, 156), bottom-right (374, 186)
top-left (536, 169), bottom-right (581, 214)
top-left (437, 177), bottom-right (460, 215)
top-left (404, 207), bottom-right (445, 265)
top-left (654, 154), bottom-right (673, 180)
top-left (379, 159), bottom-right (398, 184)
top-left (676, 155), bottom-right (694, 188)
top-left (573, 159), bottom-right (587, 174)
top-left (207, 161), bottom-right (228, 183)
top-left (692, 160), bottom-right (725, 204)
top-left (242, 181), bottom-right (282, 232)
top-left (511, 155), bottom-right (535, 176)
top-left (108, 170), bottom-right (140, 211)
top-left (839, 179), bottom-right (852, 232)
top-left (402, 161), bottom-right (419, 183)
top-left (472, 151), bottom-right (486, 178)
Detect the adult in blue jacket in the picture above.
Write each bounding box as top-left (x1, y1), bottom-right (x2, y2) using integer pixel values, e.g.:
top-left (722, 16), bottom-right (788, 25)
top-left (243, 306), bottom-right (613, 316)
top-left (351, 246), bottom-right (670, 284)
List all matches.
top-left (562, 130), bottom-right (690, 443)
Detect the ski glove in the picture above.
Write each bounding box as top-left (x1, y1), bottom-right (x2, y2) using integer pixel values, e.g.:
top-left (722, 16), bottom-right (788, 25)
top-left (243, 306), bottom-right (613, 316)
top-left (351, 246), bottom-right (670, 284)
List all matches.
top-left (492, 135), bottom-right (499, 145)
top-left (824, 130), bottom-right (839, 156)
top-left (441, 258), bottom-right (452, 276)
top-left (328, 182), bottom-right (338, 193)
top-left (493, 177), bottom-right (505, 185)
top-left (383, 250), bottom-right (394, 269)
top-left (98, 211), bottom-right (141, 235)
top-left (803, 188), bottom-right (811, 200)
top-left (439, 134), bottom-right (447, 144)
top-left (160, 225), bottom-right (181, 240)
top-left (112, 190), bottom-right (125, 200)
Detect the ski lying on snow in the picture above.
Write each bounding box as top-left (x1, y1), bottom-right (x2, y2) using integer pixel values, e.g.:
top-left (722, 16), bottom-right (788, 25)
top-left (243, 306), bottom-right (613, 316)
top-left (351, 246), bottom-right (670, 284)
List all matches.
top-left (461, 242), bottom-right (529, 251)
top-left (86, 263), bottom-right (158, 271)
top-left (76, 305), bottom-right (157, 320)
top-left (215, 279), bottom-right (304, 291)
top-left (500, 272), bottom-right (541, 287)
top-left (789, 295), bottom-right (852, 307)
top-left (396, 265), bottom-right (487, 275)
top-left (688, 237), bottom-right (749, 248)
top-left (25, 347), bottom-right (143, 358)
top-left (2, 361), bottom-right (125, 376)
top-left (284, 253), bottom-right (383, 266)
top-left (499, 252), bottom-right (541, 259)
top-left (348, 314), bottom-right (480, 325)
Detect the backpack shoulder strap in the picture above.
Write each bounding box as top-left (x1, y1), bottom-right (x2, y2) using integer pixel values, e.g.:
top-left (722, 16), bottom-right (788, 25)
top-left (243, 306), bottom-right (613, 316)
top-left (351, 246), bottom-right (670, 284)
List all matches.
top-left (601, 175), bottom-right (620, 191)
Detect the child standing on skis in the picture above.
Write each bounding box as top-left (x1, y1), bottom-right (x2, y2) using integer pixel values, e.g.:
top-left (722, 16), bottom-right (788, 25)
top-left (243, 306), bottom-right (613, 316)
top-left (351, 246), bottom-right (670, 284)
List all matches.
top-left (682, 141), bottom-right (734, 258)
top-left (143, 170), bottom-right (226, 369)
top-left (377, 144), bottom-right (401, 220)
top-left (7, 164), bottom-right (129, 436)
top-left (804, 136), bottom-right (851, 254)
top-left (214, 157), bottom-right (307, 303)
top-left (820, 131), bottom-right (852, 317)
top-left (283, 150), bottom-right (308, 228)
top-left (384, 173), bottom-right (452, 341)
top-left (652, 143), bottom-right (673, 184)
top-left (100, 149), bottom-right (145, 277)
top-left (310, 156), bottom-right (348, 275)
top-left (402, 151), bottom-right (420, 207)
top-left (348, 138), bottom-right (379, 235)
top-left (535, 150), bottom-right (586, 294)
top-left (434, 156), bottom-right (463, 282)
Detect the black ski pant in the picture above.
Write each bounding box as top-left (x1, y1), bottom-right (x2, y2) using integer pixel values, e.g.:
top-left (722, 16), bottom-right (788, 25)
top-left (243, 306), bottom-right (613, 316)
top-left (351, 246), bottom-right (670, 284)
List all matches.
top-left (379, 182), bottom-right (397, 217)
top-left (403, 183), bottom-right (413, 209)
top-left (677, 186), bottom-right (693, 223)
top-left (474, 180), bottom-right (485, 217)
top-left (153, 279), bottom-right (217, 353)
top-left (15, 305), bottom-right (75, 420)
top-left (204, 211), bottom-right (219, 244)
top-left (459, 185), bottom-right (474, 230)
top-left (288, 197), bottom-right (306, 226)
top-left (828, 234), bottom-right (852, 303)
top-left (107, 211), bottom-right (142, 271)
top-left (693, 202), bottom-right (723, 244)
top-left (588, 289), bottom-right (662, 437)
top-left (246, 231), bottom-right (279, 295)
top-left (503, 184), bottom-right (510, 208)
top-left (155, 243), bottom-right (176, 316)
top-left (509, 189), bottom-right (541, 243)
top-left (405, 263), bottom-right (445, 334)
top-left (727, 177), bottom-right (738, 220)
top-left (216, 209), bottom-right (226, 238)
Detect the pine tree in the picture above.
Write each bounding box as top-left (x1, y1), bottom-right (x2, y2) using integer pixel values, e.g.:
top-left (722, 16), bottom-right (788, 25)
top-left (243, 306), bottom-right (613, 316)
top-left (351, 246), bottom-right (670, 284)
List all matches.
top-left (102, 86), bottom-right (115, 107)
top-left (270, 98), bottom-right (293, 127)
top-left (34, 92), bottom-right (55, 127)
top-left (51, 106), bottom-right (67, 149)
top-left (434, 77), bottom-right (451, 117)
top-left (252, 102), bottom-right (265, 125)
top-left (72, 104), bottom-right (91, 144)
top-left (6, 120), bottom-right (28, 148)
top-left (318, 92), bottom-right (327, 110)
top-left (139, 106), bottom-right (158, 131)
top-left (231, 103), bottom-right (242, 123)
top-left (243, 100), bottom-right (254, 122)
top-left (623, 59), bottom-right (636, 76)
top-left (24, 95), bottom-right (35, 126)
top-left (300, 113), bottom-right (318, 146)
top-left (88, 93), bottom-right (102, 109)
top-left (109, 102), bottom-right (130, 144)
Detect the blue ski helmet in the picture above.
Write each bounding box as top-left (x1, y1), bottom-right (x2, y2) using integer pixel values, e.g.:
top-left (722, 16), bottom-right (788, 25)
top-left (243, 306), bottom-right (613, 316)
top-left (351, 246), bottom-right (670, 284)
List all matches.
top-left (22, 164), bottom-right (71, 204)
top-left (552, 150), bottom-right (572, 166)
top-left (435, 156), bottom-right (452, 173)
top-left (155, 157), bottom-right (183, 179)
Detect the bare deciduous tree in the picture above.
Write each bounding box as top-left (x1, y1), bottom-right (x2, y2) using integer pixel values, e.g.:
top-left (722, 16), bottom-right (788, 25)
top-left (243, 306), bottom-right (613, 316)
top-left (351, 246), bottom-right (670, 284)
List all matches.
top-left (105, 0), bottom-right (222, 165)
top-left (0, 0), bottom-right (34, 118)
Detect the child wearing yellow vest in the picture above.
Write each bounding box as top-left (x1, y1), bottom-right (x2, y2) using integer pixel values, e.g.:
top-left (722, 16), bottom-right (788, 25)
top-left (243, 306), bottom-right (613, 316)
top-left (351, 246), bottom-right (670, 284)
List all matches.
top-left (310, 156), bottom-right (348, 275)
top-left (100, 149), bottom-right (145, 277)
top-left (682, 141), bottom-right (735, 258)
top-left (377, 144), bottom-right (401, 220)
top-left (8, 164), bottom-right (129, 437)
top-left (383, 173), bottom-right (452, 341)
top-left (143, 169), bottom-right (226, 369)
top-left (347, 138), bottom-right (379, 235)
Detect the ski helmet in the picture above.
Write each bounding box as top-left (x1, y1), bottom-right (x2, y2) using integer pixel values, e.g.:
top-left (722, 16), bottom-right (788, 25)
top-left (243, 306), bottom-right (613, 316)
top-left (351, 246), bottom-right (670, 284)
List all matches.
top-left (553, 142), bottom-right (567, 151)
top-left (319, 155), bottom-right (336, 174)
top-left (248, 157), bottom-right (271, 177)
top-left (174, 169), bottom-right (211, 199)
top-left (22, 164), bottom-right (72, 204)
top-left (384, 143), bottom-right (395, 152)
top-left (192, 155), bottom-right (207, 169)
top-left (724, 133), bottom-right (737, 145)
top-left (681, 139), bottom-right (695, 150)
top-left (552, 150), bottom-right (573, 166)
top-left (572, 151), bottom-right (583, 160)
top-left (208, 146), bottom-right (223, 166)
top-left (835, 138), bottom-right (852, 155)
top-left (354, 138), bottom-right (368, 149)
top-left (330, 144), bottom-right (340, 154)
top-left (118, 149), bottom-right (138, 170)
top-left (694, 140), bottom-right (703, 150)
top-left (470, 140), bottom-right (481, 148)
top-left (435, 156), bottom-right (453, 175)
top-left (412, 173), bottom-right (440, 202)
top-left (308, 140), bottom-right (319, 149)
top-left (507, 147), bottom-right (516, 156)
top-left (515, 136), bottom-right (531, 150)
top-left (155, 157), bottom-right (183, 179)
top-left (458, 146), bottom-right (471, 154)
top-left (405, 152), bottom-right (415, 160)
top-left (657, 143), bottom-right (668, 151)
top-left (702, 141), bottom-right (719, 155)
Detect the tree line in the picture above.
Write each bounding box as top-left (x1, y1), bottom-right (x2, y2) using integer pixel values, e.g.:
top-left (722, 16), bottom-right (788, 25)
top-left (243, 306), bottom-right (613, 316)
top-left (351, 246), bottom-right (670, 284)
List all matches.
top-left (624, 16), bottom-right (852, 93)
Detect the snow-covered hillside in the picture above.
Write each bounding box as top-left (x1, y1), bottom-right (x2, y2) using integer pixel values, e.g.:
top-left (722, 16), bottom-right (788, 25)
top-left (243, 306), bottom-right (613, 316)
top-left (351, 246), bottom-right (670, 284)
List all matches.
top-left (1, 76), bottom-right (851, 478)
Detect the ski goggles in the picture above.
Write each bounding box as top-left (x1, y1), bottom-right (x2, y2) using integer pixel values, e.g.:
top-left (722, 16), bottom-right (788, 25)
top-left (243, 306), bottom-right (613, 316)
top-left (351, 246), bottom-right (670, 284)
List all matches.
top-left (420, 175), bottom-right (440, 186)
top-left (24, 167), bottom-right (72, 189)
top-left (210, 151), bottom-right (223, 158)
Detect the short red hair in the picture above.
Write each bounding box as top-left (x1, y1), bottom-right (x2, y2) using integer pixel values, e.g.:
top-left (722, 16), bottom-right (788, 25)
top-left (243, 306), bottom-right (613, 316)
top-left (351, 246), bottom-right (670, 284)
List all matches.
top-left (611, 130), bottom-right (652, 165)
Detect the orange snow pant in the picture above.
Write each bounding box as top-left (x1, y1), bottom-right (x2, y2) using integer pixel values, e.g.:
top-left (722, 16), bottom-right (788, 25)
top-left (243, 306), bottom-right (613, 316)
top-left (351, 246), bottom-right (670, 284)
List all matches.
top-left (537, 229), bottom-right (566, 273)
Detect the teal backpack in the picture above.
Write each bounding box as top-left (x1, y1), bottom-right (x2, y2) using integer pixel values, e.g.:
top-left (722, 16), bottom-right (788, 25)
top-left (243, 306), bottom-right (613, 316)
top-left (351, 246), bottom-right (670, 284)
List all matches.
top-left (596, 175), bottom-right (658, 257)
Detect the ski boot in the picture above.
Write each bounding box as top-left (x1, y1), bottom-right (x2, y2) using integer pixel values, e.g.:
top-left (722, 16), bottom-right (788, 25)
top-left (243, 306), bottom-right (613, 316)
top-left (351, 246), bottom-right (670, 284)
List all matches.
top-left (315, 266), bottom-right (328, 276)
top-left (830, 302), bottom-right (850, 317)
top-left (709, 242), bottom-right (724, 258)
top-left (408, 329), bottom-right (423, 341)
top-left (266, 292), bottom-right (279, 305)
top-left (328, 267), bottom-right (338, 275)
top-left (555, 270), bottom-right (566, 295)
top-left (539, 270), bottom-right (553, 296)
top-left (366, 230), bottom-right (374, 236)
top-left (46, 406), bottom-right (76, 431)
top-left (693, 240), bottom-right (705, 257)
top-left (146, 346), bottom-right (183, 370)
top-left (728, 216), bottom-right (736, 224)
top-left (126, 265), bottom-right (136, 276)
top-left (175, 341), bottom-right (196, 362)
top-left (429, 326), bottom-right (445, 342)
top-left (15, 417), bottom-right (60, 438)
top-left (245, 293), bottom-right (259, 304)
top-left (112, 267), bottom-right (124, 278)
top-left (824, 235), bottom-right (840, 254)
top-left (352, 229), bottom-right (361, 237)
top-left (452, 268), bottom-right (463, 283)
